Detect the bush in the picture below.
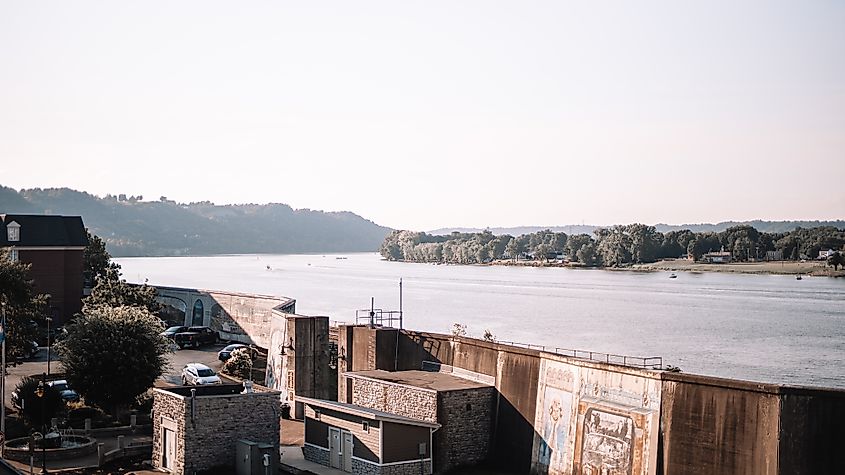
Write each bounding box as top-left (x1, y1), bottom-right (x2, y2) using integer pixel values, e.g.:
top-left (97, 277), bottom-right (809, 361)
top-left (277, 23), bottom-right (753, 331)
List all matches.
top-left (222, 348), bottom-right (253, 380)
top-left (14, 375), bottom-right (65, 429)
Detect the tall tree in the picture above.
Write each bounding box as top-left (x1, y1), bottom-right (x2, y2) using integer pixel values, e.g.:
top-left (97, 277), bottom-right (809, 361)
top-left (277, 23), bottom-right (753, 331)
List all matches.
top-left (83, 230), bottom-right (119, 287)
top-left (828, 251), bottom-right (844, 271)
top-left (0, 249), bottom-right (46, 358)
top-left (57, 305), bottom-right (171, 415)
top-left (84, 266), bottom-right (160, 314)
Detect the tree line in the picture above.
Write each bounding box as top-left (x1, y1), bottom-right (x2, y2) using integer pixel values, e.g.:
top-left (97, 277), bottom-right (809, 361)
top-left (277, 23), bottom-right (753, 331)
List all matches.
top-left (379, 225), bottom-right (845, 267)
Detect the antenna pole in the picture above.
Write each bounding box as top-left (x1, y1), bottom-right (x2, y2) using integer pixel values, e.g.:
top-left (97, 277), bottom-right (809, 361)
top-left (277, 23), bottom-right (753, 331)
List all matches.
top-left (369, 297), bottom-right (375, 328)
top-left (399, 278), bottom-right (403, 330)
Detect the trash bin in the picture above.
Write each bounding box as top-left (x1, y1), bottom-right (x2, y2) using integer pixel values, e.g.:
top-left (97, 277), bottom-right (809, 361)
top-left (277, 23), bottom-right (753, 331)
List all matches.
top-left (281, 404), bottom-right (291, 419)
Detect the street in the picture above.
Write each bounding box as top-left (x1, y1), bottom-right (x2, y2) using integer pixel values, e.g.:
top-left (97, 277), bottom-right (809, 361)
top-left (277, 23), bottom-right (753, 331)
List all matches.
top-left (3, 344), bottom-right (229, 410)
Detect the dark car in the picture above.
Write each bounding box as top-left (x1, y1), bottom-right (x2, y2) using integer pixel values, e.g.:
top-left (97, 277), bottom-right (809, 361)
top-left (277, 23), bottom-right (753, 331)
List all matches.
top-left (217, 344), bottom-right (258, 362)
top-left (161, 326), bottom-right (189, 339)
top-left (174, 326), bottom-right (219, 349)
top-left (48, 380), bottom-right (81, 403)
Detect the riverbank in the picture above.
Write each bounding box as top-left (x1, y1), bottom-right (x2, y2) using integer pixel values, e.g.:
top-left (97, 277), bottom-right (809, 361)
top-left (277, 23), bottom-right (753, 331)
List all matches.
top-left (630, 259), bottom-right (844, 277)
top-left (491, 258), bottom-right (843, 276)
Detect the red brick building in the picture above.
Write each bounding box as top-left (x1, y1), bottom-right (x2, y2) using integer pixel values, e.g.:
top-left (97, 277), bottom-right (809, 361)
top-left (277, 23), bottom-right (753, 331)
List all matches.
top-left (1, 214), bottom-right (88, 324)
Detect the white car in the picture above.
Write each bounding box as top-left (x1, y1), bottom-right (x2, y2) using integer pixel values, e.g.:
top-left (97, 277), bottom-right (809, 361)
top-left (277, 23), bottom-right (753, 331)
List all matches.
top-left (181, 363), bottom-right (222, 385)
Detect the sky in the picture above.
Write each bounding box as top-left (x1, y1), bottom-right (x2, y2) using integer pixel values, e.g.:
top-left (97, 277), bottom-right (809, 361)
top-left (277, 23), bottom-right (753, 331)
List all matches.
top-left (1, 1), bottom-right (843, 231)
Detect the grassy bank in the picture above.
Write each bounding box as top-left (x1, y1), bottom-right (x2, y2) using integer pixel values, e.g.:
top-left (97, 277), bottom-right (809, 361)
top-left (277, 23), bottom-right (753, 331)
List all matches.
top-left (631, 259), bottom-right (844, 277)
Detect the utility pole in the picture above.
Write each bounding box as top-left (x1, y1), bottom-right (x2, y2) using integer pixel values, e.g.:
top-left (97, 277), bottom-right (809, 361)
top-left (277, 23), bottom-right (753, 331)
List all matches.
top-left (1, 300), bottom-right (6, 456)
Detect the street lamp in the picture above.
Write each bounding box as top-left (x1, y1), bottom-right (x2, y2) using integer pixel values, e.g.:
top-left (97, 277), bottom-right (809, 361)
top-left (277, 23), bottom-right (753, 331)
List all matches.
top-left (45, 317), bottom-right (52, 376)
top-left (35, 373), bottom-right (47, 474)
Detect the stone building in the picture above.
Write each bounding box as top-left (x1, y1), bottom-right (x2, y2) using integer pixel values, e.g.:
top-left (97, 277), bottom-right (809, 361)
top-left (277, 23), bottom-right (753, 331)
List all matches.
top-left (151, 384), bottom-right (281, 474)
top-left (1, 214), bottom-right (88, 324)
top-left (300, 397), bottom-right (439, 475)
top-left (342, 369), bottom-right (496, 473)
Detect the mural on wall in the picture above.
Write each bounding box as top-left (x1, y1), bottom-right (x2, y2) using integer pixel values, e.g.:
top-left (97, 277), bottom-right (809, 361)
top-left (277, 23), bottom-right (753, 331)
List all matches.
top-left (532, 357), bottom-right (660, 475)
top-left (538, 386), bottom-right (573, 470)
top-left (578, 407), bottom-right (634, 475)
top-left (534, 360), bottom-right (577, 474)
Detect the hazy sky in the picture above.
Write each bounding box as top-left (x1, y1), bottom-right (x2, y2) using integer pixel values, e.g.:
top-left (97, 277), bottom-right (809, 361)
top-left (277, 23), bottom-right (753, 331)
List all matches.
top-left (1, 1), bottom-right (843, 230)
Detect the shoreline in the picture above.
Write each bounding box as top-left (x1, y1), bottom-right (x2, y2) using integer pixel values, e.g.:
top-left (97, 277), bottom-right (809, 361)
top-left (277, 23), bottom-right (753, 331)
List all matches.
top-left (490, 258), bottom-right (844, 277)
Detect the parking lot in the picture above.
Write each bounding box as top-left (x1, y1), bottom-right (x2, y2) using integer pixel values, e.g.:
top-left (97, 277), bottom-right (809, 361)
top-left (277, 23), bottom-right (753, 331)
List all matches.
top-left (3, 343), bottom-right (229, 409)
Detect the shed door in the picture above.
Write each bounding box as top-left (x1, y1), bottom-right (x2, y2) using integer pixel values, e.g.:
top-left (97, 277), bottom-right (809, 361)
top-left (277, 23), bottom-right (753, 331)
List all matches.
top-left (329, 428), bottom-right (341, 469)
top-left (163, 427), bottom-right (176, 470)
top-left (342, 430), bottom-right (353, 472)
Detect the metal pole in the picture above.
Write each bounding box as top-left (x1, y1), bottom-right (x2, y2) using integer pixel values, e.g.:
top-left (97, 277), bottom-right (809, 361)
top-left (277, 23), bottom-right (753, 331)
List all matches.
top-left (1, 301), bottom-right (6, 455)
top-left (399, 278), bottom-right (403, 330)
top-left (40, 372), bottom-right (47, 474)
top-left (46, 317), bottom-right (51, 376)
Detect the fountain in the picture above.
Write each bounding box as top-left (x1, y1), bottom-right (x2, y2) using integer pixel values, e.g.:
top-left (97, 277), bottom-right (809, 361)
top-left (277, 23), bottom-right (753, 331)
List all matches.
top-left (3, 429), bottom-right (97, 462)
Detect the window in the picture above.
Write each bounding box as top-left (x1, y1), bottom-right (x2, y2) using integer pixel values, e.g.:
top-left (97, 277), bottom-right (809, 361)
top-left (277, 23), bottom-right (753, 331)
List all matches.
top-left (8, 249), bottom-right (18, 262)
top-left (362, 421), bottom-right (369, 432)
top-left (6, 222), bottom-right (20, 242)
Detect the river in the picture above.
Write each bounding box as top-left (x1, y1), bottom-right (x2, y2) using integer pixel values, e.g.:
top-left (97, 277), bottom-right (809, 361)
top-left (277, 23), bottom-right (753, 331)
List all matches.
top-left (115, 252), bottom-right (845, 389)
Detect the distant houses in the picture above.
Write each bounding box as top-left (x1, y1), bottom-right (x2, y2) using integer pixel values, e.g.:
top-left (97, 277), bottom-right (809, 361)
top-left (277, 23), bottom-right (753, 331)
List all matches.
top-left (701, 250), bottom-right (732, 264)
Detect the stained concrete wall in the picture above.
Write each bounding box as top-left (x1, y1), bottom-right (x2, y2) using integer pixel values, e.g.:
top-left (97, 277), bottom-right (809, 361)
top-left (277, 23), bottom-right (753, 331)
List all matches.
top-left (266, 313), bottom-right (331, 419)
top-left (155, 286), bottom-right (295, 348)
top-left (777, 386), bottom-right (845, 475)
top-left (659, 372), bottom-right (781, 475)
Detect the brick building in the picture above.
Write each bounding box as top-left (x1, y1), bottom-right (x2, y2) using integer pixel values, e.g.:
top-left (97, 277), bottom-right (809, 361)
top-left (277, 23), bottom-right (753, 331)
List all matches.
top-left (151, 384), bottom-right (281, 474)
top-left (1, 214), bottom-right (88, 324)
top-left (342, 369), bottom-right (496, 473)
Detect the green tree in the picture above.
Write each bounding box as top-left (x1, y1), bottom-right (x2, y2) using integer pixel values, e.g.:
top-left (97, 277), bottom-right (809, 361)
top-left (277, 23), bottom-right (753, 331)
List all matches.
top-left (84, 266), bottom-right (160, 314)
top-left (83, 230), bottom-right (119, 287)
top-left (828, 251), bottom-right (844, 271)
top-left (0, 249), bottom-right (46, 358)
top-left (56, 305), bottom-right (171, 415)
top-left (566, 234), bottom-right (594, 262)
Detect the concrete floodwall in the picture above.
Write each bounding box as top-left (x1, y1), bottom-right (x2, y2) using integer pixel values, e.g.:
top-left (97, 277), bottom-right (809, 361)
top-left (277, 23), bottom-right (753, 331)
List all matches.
top-left (337, 325), bottom-right (845, 475)
top-left (659, 373), bottom-right (781, 475)
top-left (777, 386), bottom-right (845, 475)
top-left (155, 286), bottom-right (295, 348)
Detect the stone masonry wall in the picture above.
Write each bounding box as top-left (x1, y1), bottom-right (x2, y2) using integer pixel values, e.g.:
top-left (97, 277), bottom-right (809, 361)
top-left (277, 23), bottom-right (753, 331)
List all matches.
top-left (303, 444), bottom-right (330, 466)
top-left (382, 460), bottom-right (432, 475)
top-left (350, 376), bottom-right (438, 423)
top-left (183, 392), bottom-right (281, 472)
top-left (436, 387), bottom-right (496, 472)
top-left (152, 390), bottom-right (188, 474)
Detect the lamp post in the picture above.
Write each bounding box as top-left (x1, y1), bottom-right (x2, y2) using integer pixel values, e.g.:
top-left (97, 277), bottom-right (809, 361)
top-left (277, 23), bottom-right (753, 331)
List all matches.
top-left (45, 317), bottom-right (52, 376)
top-left (35, 373), bottom-right (47, 474)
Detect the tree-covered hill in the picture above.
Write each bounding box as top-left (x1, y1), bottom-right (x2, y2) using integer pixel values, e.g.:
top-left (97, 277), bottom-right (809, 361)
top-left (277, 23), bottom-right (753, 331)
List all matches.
top-left (0, 186), bottom-right (392, 256)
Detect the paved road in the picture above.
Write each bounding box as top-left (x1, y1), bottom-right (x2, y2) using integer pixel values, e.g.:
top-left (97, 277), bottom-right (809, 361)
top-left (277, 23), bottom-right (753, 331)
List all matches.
top-left (2, 344), bottom-right (228, 409)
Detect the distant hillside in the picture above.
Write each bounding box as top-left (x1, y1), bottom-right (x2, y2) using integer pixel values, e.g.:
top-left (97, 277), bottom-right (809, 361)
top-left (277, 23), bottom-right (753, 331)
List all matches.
top-left (430, 220), bottom-right (845, 237)
top-left (0, 186), bottom-right (392, 257)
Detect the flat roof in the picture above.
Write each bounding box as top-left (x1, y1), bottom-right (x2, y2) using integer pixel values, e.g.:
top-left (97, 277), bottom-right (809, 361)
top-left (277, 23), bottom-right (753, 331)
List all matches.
top-left (298, 397), bottom-right (440, 429)
top-left (346, 369), bottom-right (493, 392)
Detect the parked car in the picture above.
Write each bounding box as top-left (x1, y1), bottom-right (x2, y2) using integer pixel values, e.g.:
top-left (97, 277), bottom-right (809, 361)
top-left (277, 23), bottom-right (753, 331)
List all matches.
top-left (173, 326), bottom-right (219, 349)
top-left (161, 326), bottom-right (188, 339)
top-left (181, 363), bottom-right (222, 385)
top-left (217, 344), bottom-right (258, 362)
top-left (47, 380), bottom-right (81, 403)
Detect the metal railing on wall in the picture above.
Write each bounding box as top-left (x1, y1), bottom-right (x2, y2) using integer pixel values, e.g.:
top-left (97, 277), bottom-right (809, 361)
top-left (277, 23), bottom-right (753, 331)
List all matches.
top-left (497, 340), bottom-right (663, 370)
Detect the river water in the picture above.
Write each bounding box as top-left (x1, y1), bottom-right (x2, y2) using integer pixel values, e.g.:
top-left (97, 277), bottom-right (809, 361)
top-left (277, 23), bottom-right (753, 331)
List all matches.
top-left (115, 252), bottom-right (845, 389)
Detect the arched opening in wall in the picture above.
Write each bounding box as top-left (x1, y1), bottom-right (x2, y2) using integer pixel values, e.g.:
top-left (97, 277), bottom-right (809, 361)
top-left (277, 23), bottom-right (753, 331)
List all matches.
top-left (158, 297), bottom-right (187, 326)
top-left (192, 299), bottom-right (204, 326)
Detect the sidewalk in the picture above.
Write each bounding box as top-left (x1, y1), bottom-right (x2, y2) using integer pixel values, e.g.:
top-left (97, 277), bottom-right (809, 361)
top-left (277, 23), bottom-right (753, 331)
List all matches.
top-left (280, 446), bottom-right (346, 475)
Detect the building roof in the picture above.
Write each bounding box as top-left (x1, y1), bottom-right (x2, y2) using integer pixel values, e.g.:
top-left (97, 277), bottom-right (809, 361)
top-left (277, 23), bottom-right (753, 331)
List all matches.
top-left (0, 214), bottom-right (88, 247)
top-left (345, 369), bottom-right (493, 392)
top-left (298, 397), bottom-right (441, 429)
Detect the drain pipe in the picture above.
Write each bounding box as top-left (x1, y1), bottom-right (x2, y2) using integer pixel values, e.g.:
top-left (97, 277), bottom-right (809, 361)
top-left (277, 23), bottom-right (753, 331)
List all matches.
top-left (190, 389), bottom-right (197, 425)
